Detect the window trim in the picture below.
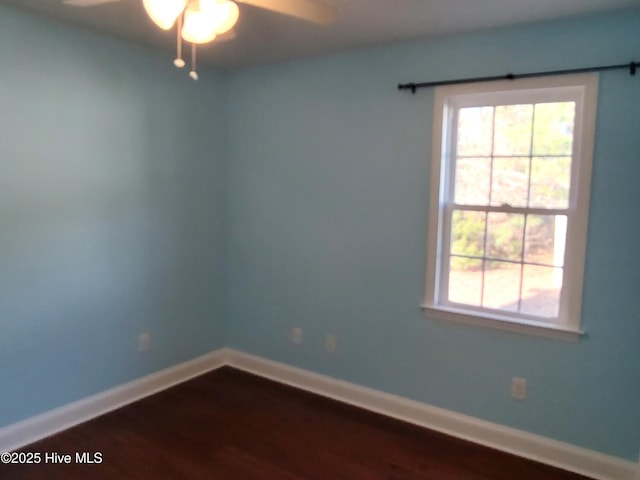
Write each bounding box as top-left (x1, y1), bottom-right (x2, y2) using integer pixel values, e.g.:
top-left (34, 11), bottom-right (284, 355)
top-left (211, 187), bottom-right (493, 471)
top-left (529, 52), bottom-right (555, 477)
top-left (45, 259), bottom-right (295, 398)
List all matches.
top-left (423, 73), bottom-right (599, 340)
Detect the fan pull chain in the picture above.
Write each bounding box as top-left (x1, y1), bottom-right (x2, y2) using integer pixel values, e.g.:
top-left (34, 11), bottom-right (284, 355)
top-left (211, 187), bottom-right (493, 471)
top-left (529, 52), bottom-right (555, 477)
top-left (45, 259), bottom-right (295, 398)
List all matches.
top-left (190, 43), bottom-right (199, 80)
top-left (174, 13), bottom-right (185, 68)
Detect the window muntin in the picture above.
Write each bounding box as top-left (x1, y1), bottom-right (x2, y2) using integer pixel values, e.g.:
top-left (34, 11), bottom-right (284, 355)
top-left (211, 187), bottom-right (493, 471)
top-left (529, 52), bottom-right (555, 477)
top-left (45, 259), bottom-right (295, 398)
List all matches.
top-left (425, 74), bottom-right (598, 336)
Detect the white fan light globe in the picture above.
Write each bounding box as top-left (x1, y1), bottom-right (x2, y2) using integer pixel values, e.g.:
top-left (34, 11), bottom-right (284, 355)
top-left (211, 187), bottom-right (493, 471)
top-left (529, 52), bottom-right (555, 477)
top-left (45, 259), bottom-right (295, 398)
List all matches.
top-left (199, 0), bottom-right (240, 34)
top-left (143, 0), bottom-right (187, 30)
top-left (182, 7), bottom-right (218, 44)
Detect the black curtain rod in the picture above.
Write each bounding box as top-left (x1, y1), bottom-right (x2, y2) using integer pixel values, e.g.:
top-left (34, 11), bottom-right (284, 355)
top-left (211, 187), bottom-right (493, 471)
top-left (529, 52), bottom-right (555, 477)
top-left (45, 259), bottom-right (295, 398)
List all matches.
top-left (398, 61), bottom-right (638, 94)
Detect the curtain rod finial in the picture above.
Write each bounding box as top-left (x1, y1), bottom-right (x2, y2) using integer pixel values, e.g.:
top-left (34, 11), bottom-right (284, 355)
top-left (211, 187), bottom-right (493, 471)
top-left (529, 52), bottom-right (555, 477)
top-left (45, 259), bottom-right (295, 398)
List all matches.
top-left (397, 83), bottom-right (418, 94)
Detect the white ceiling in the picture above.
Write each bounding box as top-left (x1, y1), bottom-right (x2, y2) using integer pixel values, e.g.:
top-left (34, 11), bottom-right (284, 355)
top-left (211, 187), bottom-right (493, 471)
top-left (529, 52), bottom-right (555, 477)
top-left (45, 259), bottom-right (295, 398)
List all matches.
top-left (2, 0), bottom-right (639, 69)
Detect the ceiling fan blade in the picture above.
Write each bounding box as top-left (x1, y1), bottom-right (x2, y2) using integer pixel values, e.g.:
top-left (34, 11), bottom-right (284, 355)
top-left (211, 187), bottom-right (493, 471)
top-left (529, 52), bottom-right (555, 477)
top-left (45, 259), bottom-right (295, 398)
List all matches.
top-left (236, 0), bottom-right (336, 25)
top-left (63, 0), bottom-right (121, 6)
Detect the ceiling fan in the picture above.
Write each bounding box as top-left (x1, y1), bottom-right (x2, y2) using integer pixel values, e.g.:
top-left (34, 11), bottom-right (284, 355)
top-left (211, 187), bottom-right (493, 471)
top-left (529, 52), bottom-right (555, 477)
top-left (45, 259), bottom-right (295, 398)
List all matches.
top-left (63, 0), bottom-right (337, 79)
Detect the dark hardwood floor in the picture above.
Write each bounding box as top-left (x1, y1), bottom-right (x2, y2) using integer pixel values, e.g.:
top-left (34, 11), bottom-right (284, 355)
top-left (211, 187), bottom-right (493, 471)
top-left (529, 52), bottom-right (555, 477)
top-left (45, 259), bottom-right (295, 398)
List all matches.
top-left (2, 367), bottom-right (592, 479)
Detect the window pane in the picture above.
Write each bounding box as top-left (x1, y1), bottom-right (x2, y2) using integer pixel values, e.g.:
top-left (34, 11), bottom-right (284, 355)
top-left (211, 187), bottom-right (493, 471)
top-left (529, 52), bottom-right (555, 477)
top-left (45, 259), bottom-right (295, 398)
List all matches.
top-left (448, 257), bottom-right (482, 306)
top-left (482, 261), bottom-right (520, 311)
top-left (450, 210), bottom-right (486, 257)
top-left (486, 213), bottom-right (524, 262)
top-left (457, 107), bottom-right (493, 156)
top-left (490, 157), bottom-right (529, 207)
top-left (455, 157), bottom-right (490, 205)
top-left (533, 102), bottom-right (575, 156)
top-left (494, 104), bottom-right (533, 156)
top-left (529, 156), bottom-right (571, 209)
top-left (520, 265), bottom-right (562, 318)
top-left (524, 215), bottom-right (567, 267)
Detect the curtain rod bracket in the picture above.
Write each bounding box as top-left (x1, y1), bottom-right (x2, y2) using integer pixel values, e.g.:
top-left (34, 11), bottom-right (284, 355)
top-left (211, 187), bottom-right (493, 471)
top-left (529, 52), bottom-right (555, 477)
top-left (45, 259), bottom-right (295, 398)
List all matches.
top-left (396, 83), bottom-right (418, 94)
top-left (631, 62), bottom-right (637, 76)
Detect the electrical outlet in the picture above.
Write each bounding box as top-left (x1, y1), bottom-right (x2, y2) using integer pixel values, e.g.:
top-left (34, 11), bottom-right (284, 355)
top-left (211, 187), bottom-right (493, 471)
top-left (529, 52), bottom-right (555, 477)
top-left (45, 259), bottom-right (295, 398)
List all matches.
top-left (511, 377), bottom-right (527, 400)
top-left (291, 327), bottom-right (303, 345)
top-left (138, 332), bottom-right (151, 352)
top-left (324, 335), bottom-right (338, 353)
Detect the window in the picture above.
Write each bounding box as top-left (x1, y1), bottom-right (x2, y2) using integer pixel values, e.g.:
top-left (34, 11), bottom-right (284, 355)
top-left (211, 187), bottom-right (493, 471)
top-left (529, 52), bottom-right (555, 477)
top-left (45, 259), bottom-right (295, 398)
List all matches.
top-left (424, 74), bottom-right (598, 339)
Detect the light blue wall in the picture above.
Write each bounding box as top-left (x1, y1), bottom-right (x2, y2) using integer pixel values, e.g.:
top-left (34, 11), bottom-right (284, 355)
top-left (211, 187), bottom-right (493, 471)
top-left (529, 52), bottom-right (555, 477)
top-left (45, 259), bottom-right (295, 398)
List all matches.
top-left (225, 9), bottom-right (640, 460)
top-left (2, 2), bottom-right (638, 462)
top-left (0, 7), bottom-right (227, 426)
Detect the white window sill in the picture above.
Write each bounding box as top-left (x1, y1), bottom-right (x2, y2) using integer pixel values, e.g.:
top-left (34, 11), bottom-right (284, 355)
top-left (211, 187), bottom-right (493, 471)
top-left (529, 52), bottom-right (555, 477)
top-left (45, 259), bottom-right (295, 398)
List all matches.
top-left (421, 305), bottom-right (585, 341)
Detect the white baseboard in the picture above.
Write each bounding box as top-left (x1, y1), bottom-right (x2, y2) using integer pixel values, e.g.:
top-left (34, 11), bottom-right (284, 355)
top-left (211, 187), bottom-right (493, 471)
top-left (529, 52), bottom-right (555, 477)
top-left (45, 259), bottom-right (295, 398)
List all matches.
top-left (225, 349), bottom-right (637, 480)
top-left (0, 347), bottom-right (635, 480)
top-left (0, 349), bottom-right (229, 454)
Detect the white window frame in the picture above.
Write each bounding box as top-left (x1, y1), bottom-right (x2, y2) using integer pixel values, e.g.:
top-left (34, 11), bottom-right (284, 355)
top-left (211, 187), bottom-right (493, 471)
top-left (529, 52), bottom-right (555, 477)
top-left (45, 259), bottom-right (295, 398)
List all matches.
top-left (423, 73), bottom-right (598, 340)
